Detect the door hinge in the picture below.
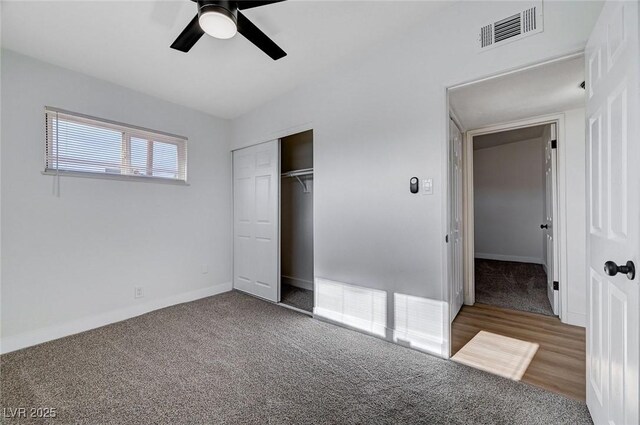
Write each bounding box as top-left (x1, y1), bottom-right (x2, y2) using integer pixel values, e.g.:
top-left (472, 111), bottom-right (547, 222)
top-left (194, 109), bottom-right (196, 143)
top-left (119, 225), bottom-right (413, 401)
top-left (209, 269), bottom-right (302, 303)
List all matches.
top-left (553, 281), bottom-right (559, 290)
top-left (551, 139), bottom-right (557, 149)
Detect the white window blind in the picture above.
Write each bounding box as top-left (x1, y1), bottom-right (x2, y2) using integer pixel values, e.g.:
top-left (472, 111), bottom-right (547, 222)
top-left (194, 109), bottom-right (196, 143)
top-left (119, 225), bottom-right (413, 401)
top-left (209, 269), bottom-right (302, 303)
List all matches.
top-left (45, 108), bottom-right (187, 182)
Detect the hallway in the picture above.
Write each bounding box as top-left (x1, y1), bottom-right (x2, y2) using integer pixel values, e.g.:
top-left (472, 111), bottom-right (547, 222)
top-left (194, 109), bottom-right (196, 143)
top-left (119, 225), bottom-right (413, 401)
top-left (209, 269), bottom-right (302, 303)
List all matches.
top-left (475, 259), bottom-right (554, 316)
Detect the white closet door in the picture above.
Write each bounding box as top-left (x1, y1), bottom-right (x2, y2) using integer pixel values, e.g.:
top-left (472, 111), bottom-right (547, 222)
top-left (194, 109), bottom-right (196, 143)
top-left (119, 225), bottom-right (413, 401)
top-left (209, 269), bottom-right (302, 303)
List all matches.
top-left (585, 1), bottom-right (639, 424)
top-left (233, 140), bottom-right (279, 302)
top-left (449, 118), bottom-right (464, 320)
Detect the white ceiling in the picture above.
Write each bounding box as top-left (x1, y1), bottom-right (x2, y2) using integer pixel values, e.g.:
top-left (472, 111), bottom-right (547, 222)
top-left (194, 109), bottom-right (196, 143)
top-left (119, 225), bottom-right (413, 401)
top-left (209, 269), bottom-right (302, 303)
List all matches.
top-left (1, 0), bottom-right (451, 119)
top-left (450, 55), bottom-right (585, 130)
top-left (473, 124), bottom-right (547, 150)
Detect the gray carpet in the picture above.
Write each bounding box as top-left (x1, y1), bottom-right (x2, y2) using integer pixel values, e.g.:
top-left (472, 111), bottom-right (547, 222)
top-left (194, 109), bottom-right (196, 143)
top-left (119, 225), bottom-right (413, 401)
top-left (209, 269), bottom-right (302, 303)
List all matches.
top-left (280, 283), bottom-right (313, 312)
top-left (475, 259), bottom-right (555, 316)
top-left (1, 291), bottom-right (590, 424)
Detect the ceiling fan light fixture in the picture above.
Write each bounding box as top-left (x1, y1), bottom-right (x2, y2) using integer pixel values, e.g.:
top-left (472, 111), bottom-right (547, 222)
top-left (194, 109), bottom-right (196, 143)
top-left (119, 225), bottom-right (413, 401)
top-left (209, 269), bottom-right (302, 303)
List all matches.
top-left (171, 0), bottom-right (287, 59)
top-left (198, 2), bottom-right (237, 39)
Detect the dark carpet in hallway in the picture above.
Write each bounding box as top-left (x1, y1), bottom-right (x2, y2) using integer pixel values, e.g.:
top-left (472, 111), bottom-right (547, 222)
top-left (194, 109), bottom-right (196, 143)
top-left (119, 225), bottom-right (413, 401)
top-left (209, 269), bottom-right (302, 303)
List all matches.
top-left (475, 258), bottom-right (554, 316)
top-left (1, 291), bottom-right (589, 424)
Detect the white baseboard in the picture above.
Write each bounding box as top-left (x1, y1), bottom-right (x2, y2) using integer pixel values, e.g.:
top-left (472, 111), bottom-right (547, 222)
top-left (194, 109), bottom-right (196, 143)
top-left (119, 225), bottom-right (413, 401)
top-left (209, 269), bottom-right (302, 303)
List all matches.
top-left (563, 311), bottom-right (586, 328)
top-left (281, 275), bottom-right (313, 291)
top-left (393, 328), bottom-right (447, 357)
top-left (475, 253), bottom-right (544, 265)
top-left (0, 281), bottom-right (232, 354)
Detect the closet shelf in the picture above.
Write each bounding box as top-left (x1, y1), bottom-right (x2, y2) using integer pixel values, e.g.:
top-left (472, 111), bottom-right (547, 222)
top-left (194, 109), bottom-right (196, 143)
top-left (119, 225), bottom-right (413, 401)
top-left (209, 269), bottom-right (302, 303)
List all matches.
top-left (281, 168), bottom-right (313, 193)
top-left (281, 168), bottom-right (313, 178)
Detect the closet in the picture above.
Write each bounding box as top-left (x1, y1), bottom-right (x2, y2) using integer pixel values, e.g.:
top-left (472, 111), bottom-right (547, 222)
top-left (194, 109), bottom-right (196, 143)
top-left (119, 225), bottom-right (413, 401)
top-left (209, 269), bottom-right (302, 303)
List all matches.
top-left (231, 130), bottom-right (314, 313)
top-left (279, 130), bottom-right (314, 313)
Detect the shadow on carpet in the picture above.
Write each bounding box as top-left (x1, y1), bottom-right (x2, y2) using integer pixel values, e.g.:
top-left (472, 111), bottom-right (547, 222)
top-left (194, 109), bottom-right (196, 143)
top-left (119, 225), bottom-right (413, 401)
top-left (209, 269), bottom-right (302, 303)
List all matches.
top-left (1, 291), bottom-right (589, 424)
top-left (475, 258), bottom-right (555, 316)
top-left (280, 283), bottom-right (313, 312)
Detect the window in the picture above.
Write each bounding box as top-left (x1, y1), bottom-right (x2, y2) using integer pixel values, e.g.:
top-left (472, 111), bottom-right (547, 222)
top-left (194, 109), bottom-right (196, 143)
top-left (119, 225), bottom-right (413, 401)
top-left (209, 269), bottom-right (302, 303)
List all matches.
top-left (45, 108), bottom-right (187, 182)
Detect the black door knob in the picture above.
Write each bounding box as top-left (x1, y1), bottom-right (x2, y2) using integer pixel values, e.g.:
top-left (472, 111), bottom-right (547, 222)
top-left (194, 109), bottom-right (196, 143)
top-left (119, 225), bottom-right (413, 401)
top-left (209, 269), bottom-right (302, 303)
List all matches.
top-left (540, 224), bottom-right (548, 229)
top-left (604, 260), bottom-right (636, 280)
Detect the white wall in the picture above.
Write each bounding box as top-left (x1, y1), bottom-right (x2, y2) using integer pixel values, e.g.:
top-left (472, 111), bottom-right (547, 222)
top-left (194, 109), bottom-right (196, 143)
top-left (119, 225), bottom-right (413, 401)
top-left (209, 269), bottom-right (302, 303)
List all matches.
top-left (0, 50), bottom-right (232, 353)
top-left (473, 138), bottom-right (545, 264)
top-left (561, 108), bottom-right (587, 327)
top-left (231, 1), bottom-right (601, 355)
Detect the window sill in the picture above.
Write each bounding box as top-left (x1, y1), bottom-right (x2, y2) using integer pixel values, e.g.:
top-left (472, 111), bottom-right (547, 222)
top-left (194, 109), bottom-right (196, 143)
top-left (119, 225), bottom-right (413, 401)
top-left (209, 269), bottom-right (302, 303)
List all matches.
top-left (42, 170), bottom-right (190, 186)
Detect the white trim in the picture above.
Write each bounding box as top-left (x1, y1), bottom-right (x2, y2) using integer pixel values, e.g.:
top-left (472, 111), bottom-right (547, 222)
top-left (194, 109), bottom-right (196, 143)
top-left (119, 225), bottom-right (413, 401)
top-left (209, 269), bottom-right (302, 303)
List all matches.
top-left (449, 109), bottom-right (465, 133)
top-left (393, 327), bottom-right (448, 357)
top-left (0, 281), bottom-right (232, 354)
top-left (564, 311), bottom-right (586, 328)
top-left (441, 90), bottom-right (451, 357)
top-left (462, 112), bottom-right (567, 322)
top-left (463, 126), bottom-right (475, 306)
top-left (556, 119), bottom-right (571, 325)
top-left (475, 253), bottom-right (545, 264)
top-left (446, 51), bottom-right (584, 91)
top-left (41, 170), bottom-right (190, 185)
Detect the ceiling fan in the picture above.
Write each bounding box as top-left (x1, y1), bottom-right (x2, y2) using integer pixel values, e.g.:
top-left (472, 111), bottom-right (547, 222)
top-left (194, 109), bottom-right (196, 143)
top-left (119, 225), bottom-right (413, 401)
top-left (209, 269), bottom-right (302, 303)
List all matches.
top-left (171, 0), bottom-right (287, 60)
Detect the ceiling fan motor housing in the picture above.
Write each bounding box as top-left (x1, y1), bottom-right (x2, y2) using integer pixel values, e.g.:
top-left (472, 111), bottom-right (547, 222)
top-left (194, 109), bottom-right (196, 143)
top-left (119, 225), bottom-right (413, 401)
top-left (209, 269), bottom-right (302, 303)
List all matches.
top-left (197, 1), bottom-right (238, 26)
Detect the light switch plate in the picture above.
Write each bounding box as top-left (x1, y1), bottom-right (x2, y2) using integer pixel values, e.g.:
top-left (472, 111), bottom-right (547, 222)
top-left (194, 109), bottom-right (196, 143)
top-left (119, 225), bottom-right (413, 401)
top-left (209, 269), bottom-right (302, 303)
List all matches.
top-left (423, 178), bottom-right (433, 195)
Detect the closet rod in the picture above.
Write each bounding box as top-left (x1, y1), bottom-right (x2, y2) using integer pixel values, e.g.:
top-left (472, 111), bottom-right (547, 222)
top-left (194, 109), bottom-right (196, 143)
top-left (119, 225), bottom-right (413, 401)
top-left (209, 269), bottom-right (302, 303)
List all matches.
top-left (281, 168), bottom-right (313, 178)
top-left (281, 168), bottom-right (313, 193)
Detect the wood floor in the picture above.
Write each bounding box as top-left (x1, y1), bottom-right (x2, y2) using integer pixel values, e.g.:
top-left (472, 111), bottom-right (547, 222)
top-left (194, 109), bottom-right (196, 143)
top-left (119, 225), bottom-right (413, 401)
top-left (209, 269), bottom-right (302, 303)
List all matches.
top-left (452, 303), bottom-right (586, 401)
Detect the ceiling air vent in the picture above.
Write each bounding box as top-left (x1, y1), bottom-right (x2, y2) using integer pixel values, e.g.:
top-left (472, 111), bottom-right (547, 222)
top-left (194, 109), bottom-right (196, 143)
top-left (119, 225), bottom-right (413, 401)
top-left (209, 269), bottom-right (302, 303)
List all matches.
top-left (478, 2), bottom-right (543, 51)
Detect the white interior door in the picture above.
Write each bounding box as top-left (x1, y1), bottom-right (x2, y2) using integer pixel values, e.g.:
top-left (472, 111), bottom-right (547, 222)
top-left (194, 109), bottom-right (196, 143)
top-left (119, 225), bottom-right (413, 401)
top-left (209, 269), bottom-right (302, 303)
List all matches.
top-left (544, 123), bottom-right (559, 315)
top-left (233, 140), bottom-right (279, 302)
top-left (585, 1), bottom-right (639, 424)
top-left (449, 118), bottom-right (464, 320)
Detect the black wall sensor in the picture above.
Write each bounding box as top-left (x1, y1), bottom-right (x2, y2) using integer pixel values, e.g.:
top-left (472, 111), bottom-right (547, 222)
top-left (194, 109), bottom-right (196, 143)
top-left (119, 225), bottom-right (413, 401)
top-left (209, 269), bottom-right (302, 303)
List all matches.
top-left (410, 177), bottom-right (419, 194)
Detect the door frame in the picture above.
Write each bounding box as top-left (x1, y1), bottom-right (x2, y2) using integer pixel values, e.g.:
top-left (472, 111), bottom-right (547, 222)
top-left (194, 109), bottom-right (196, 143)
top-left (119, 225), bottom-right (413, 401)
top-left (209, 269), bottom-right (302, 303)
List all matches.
top-left (460, 113), bottom-right (567, 320)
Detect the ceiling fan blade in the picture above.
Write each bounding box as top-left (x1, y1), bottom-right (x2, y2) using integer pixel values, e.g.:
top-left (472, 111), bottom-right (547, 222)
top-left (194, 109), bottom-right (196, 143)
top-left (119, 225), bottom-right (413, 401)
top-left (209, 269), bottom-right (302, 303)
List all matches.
top-left (237, 1), bottom-right (286, 11)
top-left (237, 11), bottom-right (286, 60)
top-left (170, 15), bottom-right (204, 52)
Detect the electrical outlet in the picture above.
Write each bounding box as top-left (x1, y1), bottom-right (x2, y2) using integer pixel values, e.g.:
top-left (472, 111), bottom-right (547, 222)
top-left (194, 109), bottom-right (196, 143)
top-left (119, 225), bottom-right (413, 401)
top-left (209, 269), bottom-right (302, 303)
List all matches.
top-left (134, 286), bottom-right (144, 299)
top-left (201, 264), bottom-right (208, 274)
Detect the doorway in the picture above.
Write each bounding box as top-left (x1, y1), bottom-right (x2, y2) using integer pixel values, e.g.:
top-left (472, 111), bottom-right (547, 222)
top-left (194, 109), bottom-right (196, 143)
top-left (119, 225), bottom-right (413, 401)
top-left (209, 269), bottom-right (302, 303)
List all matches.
top-left (470, 122), bottom-right (557, 316)
top-left (447, 54), bottom-right (589, 323)
top-left (446, 54), bottom-right (588, 400)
